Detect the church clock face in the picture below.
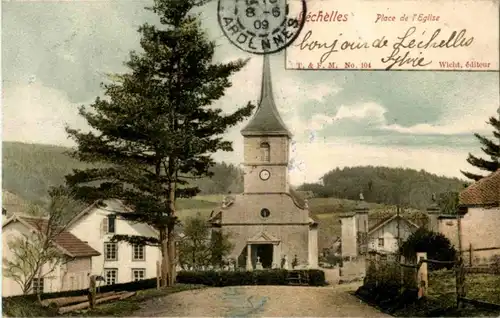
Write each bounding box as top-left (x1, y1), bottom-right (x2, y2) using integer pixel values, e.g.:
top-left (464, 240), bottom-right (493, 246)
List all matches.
top-left (259, 169), bottom-right (270, 181)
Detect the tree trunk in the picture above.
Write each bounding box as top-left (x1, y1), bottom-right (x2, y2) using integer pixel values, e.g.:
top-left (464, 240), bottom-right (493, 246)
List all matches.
top-left (164, 176), bottom-right (177, 287)
top-left (167, 229), bottom-right (176, 286)
top-left (160, 229), bottom-right (169, 287)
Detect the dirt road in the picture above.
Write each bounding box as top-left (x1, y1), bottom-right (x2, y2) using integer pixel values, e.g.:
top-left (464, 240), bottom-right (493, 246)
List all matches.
top-left (133, 283), bottom-right (390, 317)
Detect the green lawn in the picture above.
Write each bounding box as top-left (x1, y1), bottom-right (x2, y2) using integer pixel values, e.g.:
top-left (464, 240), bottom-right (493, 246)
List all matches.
top-left (429, 270), bottom-right (500, 306)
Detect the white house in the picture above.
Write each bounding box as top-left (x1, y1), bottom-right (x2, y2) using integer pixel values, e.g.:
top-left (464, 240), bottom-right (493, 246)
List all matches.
top-left (66, 199), bottom-right (162, 285)
top-left (368, 214), bottom-right (419, 255)
top-left (2, 214), bottom-right (100, 296)
top-left (437, 169), bottom-right (500, 266)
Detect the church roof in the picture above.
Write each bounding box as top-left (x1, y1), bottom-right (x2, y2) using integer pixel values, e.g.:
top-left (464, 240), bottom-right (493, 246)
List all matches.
top-left (241, 55), bottom-right (292, 137)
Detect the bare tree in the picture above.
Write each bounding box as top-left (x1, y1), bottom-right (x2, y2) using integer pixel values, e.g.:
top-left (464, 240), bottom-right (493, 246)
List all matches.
top-left (2, 188), bottom-right (79, 300)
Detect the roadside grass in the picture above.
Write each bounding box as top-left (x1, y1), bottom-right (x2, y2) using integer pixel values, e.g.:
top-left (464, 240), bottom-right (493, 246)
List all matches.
top-left (2, 296), bottom-right (59, 317)
top-left (429, 270), bottom-right (500, 305)
top-left (356, 269), bottom-right (500, 317)
top-left (2, 284), bottom-right (206, 317)
top-left (70, 284), bottom-right (206, 317)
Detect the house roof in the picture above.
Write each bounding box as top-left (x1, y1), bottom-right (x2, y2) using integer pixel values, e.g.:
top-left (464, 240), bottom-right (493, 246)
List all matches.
top-left (3, 214), bottom-right (100, 258)
top-left (459, 169), bottom-right (500, 206)
top-left (67, 199), bottom-right (133, 228)
top-left (240, 55), bottom-right (292, 137)
top-left (368, 214), bottom-right (418, 235)
top-left (67, 199), bottom-right (161, 235)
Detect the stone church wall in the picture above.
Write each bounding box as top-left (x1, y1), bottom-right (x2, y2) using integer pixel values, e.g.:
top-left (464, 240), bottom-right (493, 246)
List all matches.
top-left (223, 224), bottom-right (309, 268)
top-left (222, 194), bottom-right (309, 224)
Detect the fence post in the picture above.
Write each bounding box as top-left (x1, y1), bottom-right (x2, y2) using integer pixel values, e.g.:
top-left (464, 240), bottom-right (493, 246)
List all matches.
top-left (417, 252), bottom-right (428, 299)
top-left (469, 243), bottom-right (472, 266)
top-left (88, 275), bottom-right (96, 309)
top-left (455, 257), bottom-right (466, 308)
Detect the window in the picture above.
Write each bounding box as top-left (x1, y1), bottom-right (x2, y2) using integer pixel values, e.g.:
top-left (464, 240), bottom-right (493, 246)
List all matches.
top-left (132, 268), bottom-right (146, 281)
top-left (260, 142), bottom-right (270, 162)
top-left (32, 278), bottom-right (44, 294)
top-left (260, 208), bottom-right (270, 218)
top-left (104, 242), bottom-right (118, 261)
top-left (132, 244), bottom-right (145, 261)
top-left (104, 268), bottom-right (118, 285)
top-left (378, 238), bottom-right (384, 247)
top-left (107, 215), bottom-right (116, 233)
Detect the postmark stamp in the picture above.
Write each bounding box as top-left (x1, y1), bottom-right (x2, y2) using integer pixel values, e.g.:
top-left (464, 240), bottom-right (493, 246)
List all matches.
top-left (217, 0), bottom-right (307, 54)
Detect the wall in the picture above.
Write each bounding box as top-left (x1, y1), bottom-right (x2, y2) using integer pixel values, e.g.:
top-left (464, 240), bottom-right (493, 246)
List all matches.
top-left (368, 220), bottom-right (414, 254)
top-left (222, 194), bottom-right (309, 225)
top-left (2, 221), bottom-right (66, 296)
top-left (438, 206), bottom-right (500, 253)
top-left (243, 136), bottom-right (289, 193)
top-left (462, 247), bottom-right (500, 266)
top-left (223, 224), bottom-right (309, 268)
top-left (69, 200), bottom-right (161, 284)
top-left (340, 216), bottom-right (357, 258)
top-left (355, 212), bottom-right (369, 254)
top-left (308, 226), bottom-right (319, 268)
top-left (60, 257), bottom-right (92, 291)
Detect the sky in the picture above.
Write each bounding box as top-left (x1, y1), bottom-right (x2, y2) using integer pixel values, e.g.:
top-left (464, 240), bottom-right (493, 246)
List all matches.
top-left (2, 0), bottom-right (499, 185)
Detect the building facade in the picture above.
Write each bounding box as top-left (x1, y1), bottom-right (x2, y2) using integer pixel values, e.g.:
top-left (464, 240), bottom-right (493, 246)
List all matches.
top-left (209, 56), bottom-right (318, 270)
top-left (367, 214), bottom-right (418, 255)
top-left (2, 215), bottom-right (99, 296)
top-left (67, 199), bottom-right (161, 284)
top-left (441, 170), bottom-right (500, 266)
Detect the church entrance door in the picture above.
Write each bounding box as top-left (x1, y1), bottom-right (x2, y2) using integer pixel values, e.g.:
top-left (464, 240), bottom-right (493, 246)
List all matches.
top-left (255, 244), bottom-right (273, 268)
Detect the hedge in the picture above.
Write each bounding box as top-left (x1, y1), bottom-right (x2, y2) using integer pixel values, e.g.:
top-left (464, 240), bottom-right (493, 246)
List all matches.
top-left (176, 269), bottom-right (326, 286)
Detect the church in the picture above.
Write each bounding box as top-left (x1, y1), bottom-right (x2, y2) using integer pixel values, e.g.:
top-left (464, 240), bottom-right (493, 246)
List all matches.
top-left (209, 56), bottom-right (319, 270)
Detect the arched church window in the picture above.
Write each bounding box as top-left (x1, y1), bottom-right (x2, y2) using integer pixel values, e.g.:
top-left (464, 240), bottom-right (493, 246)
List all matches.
top-left (260, 208), bottom-right (270, 218)
top-left (260, 142), bottom-right (270, 162)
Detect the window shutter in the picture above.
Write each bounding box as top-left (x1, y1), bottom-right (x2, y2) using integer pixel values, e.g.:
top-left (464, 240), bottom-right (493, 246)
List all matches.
top-left (100, 218), bottom-right (108, 237)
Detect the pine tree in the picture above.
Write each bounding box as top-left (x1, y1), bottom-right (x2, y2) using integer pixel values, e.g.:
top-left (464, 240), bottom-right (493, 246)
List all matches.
top-left (63, 0), bottom-right (254, 287)
top-left (461, 115), bottom-right (500, 181)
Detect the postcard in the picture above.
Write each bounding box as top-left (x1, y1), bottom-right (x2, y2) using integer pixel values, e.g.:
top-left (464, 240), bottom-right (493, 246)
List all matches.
top-left (2, 0), bottom-right (499, 316)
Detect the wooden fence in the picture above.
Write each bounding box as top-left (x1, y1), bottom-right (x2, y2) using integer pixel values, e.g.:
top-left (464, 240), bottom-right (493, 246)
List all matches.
top-left (399, 253), bottom-right (500, 310)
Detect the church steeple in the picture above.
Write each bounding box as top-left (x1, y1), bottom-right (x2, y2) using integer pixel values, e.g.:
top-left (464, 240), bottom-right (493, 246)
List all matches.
top-left (241, 55), bottom-right (292, 138)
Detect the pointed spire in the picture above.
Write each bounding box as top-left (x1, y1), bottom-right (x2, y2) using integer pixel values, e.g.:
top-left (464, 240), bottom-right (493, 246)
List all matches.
top-left (260, 54), bottom-right (274, 106)
top-left (241, 55), bottom-right (292, 137)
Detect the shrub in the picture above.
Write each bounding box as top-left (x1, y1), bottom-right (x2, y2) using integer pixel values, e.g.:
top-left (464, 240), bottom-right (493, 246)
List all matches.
top-left (400, 228), bottom-right (456, 270)
top-left (176, 269), bottom-right (326, 286)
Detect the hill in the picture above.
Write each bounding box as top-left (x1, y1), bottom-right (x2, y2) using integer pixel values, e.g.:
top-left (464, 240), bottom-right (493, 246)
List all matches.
top-left (3, 142), bottom-right (468, 211)
top-left (298, 166), bottom-right (468, 210)
top-left (2, 141), bottom-right (243, 205)
top-left (3, 142), bottom-right (466, 251)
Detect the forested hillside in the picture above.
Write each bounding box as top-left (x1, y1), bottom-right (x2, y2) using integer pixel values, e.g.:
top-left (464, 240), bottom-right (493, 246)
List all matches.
top-left (298, 166), bottom-right (469, 209)
top-left (2, 142), bottom-right (243, 204)
top-left (3, 142), bottom-right (467, 209)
